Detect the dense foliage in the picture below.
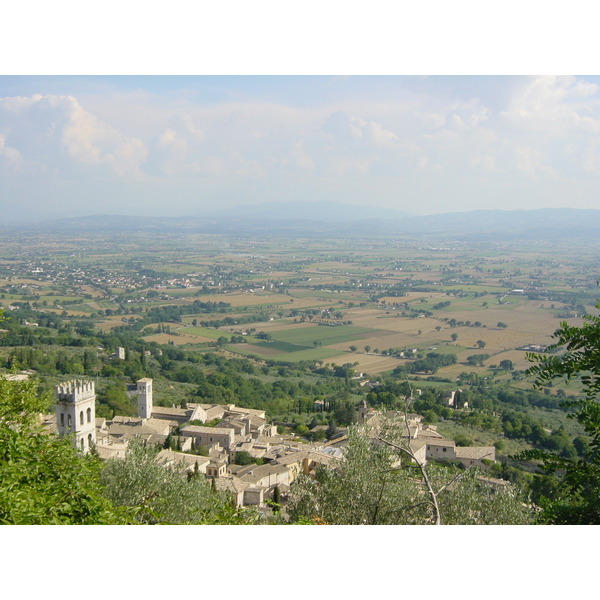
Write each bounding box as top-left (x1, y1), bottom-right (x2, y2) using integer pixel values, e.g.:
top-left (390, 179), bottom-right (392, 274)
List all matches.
top-left (100, 440), bottom-right (249, 524)
top-left (520, 310), bottom-right (600, 523)
top-left (0, 376), bottom-right (126, 524)
top-left (286, 426), bottom-right (532, 525)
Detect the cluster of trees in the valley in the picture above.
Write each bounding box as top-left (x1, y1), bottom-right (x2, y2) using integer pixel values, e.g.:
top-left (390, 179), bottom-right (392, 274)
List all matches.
top-left (0, 320), bottom-right (83, 347)
top-left (392, 352), bottom-right (457, 375)
top-left (142, 301), bottom-right (231, 323)
top-left (5, 331), bottom-right (359, 419)
top-left (188, 369), bottom-right (346, 412)
top-left (501, 410), bottom-right (587, 459)
top-left (432, 300), bottom-right (451, 310)
top-left (467, 353), bottom-right (489, 366)
top-left (6, 346), bottom-right (100, 376)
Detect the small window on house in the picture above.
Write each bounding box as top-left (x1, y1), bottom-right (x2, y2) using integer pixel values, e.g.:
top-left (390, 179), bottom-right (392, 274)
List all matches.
top-left (87, 407), bottom-right (92, 423)
top-left (80, 411), bottom-right (84, 426)
top-left (67, 414), bottom-right (72, 428)
top-left (80, 438), bottom-right (85, 451)
top-left (60, 413), bottom-right (65, 427)
top-left (443, 447), bottom-right (446, 452)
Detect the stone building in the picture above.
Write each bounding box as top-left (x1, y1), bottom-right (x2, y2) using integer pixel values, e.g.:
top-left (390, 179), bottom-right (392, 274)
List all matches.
top-left (54, 380), bottom-right (96, 453)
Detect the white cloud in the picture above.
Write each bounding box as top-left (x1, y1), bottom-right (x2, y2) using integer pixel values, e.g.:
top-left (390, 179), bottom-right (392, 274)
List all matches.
top-left (515, 146), bottom-right (555, 179)
top-left (329, 156), bottom-right (374, 175)
top-left (501, 75), bottom-right (600, 134)
top-left (291, 140), bottom-right (315, 169)
top-left (2, 76), bottom-right (600, 219)
top-left (469, 153), bottom-right (496, 172)
top-left (0, 94), bottom-right (148, 177)
top-left (147, 128), bottom-right (191, 176)
top-left (322, 111), bottom-right (397, 147)
top-left (0, 133), bottom-right (24, 170)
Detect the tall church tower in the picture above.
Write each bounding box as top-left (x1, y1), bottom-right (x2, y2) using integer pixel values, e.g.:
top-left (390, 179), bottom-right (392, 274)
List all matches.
top-left (55, 380), bottom-right (96, 453)
top-left (137, 378), bottom-right (153, 419)
top-left (358, 398), bottom-right (368, 425)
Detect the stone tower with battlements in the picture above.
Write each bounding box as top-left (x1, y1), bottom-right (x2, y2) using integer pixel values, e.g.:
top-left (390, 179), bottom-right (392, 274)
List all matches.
top-left (137, 378), bottom-right (153, 419)
top-left (55, 380), bottom-right (96, 453)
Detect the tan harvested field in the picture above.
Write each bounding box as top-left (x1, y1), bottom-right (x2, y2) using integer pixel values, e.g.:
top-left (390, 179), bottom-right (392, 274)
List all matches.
top-left (483, 349), bottom-right (533, 371)
top-left (79, 285), bottom-right (105, 297)
top-left (285, 297), bottom-right (340, 309)
top-left (348, 354), bottom-right (405, 374)
top-left (349, 310), bottom-right (443, 333)
top-left (328, 331), bottom-right (424, 353)
top-left (435, 363), bottom-right (476, 379)
top-left (377, 292), bottom-right (449, 304)
top-left (453, 310), bottom-right (580, 348)
top-left (142, 332), bottom-right (209, 345)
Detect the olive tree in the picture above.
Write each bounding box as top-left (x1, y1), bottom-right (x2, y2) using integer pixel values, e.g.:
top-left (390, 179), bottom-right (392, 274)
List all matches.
top-left (100, 440), bottom-right (251, 524)
top-left (286, 421), bottom-right (532, 525)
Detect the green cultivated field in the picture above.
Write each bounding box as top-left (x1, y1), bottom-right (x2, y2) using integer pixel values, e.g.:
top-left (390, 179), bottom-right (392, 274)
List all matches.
top-left (179, 326), bottom-right (232, 340)
top-left (269, 325), bottom-right (375, 346)
top-left (255, 340), bottom-right (313, 352)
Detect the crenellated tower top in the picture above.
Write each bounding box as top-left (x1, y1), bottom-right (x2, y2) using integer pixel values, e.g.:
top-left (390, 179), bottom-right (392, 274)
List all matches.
top-left (55, 380), bottom-right (95, 403)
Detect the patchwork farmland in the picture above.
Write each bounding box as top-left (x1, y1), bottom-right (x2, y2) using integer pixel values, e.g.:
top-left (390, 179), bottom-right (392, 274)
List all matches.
top-left (1, 230), bottom-right (598, 380)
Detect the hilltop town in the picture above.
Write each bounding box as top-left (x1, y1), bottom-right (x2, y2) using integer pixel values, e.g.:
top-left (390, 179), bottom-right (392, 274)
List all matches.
top-left (45, 376), bottom-right (502, 511)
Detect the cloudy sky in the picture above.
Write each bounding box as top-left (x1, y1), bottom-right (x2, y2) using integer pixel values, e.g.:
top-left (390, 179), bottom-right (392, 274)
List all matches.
top-left (1, 74), bottom-right (599, 221)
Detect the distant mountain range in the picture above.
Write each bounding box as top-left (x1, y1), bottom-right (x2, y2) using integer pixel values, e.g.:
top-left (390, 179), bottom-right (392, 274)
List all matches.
top-left (2, 203), bottom-right (600, 242)
top-left (205, 201), bottom-right (412, 222)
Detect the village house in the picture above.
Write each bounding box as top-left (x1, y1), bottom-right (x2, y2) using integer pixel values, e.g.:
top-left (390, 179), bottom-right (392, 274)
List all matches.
top-left (356, 398), bottom-right (496, 469)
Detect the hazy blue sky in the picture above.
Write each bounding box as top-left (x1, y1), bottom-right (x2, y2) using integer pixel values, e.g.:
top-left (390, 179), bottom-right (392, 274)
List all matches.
top-left (2, 75), bottom-right (600, 221)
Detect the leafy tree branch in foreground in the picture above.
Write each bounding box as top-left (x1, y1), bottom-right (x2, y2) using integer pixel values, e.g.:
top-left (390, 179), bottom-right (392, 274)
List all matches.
top-left (286, 425), bottom-right (531, 525)
top-left (522, 307), bottom-right (600, 524)
top-left (0, 375), bottom-right (126, 524)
